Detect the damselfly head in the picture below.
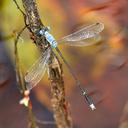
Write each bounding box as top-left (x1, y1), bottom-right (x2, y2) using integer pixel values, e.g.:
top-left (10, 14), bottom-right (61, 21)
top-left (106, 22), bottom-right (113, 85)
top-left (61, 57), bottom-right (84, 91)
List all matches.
top-left (39, 29), bottom-right (45, 35)
top-left (38, 26), bottom-right (50, 36)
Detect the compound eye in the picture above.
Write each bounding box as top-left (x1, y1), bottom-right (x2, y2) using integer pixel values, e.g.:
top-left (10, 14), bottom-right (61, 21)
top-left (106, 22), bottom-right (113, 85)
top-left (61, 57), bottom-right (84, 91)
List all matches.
top-left (39, 29), bottom-right (45, 35)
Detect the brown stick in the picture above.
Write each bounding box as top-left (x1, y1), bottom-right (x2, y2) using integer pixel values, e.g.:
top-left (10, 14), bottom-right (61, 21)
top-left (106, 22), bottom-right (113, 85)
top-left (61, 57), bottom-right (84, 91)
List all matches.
top-left (21, 0), bottom-right (72, 127)
top-left (13, 25), bottom-right (38, 127)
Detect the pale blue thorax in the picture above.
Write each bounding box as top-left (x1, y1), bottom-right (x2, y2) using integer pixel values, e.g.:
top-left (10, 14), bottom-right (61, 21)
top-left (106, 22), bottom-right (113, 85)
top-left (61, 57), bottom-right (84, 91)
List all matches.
top-left (39, 28), bottom-right (58, 48)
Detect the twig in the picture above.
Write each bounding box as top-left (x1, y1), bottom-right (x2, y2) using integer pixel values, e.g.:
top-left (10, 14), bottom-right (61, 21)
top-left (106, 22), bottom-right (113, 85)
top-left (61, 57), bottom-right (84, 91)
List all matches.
top-left (13, 0), bottom-right (26, 16)
top-left (13, 0), bottom-right (33, 33)
top-left (28, 109), bottom-right (38, 128)
top-left (14, 26), bottom-right (27, 92)
top-left (13, 0), bottom-right (28, 26)
top-left (14, 26), bottom-right (38, 128)
top-left (21, 0), bottom-right (72, 127)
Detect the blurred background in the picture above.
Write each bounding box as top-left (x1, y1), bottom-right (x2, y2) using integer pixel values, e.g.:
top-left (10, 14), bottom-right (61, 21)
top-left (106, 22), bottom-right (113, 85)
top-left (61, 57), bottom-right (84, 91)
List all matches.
top-left (0, 0), bottom-right (128, 128)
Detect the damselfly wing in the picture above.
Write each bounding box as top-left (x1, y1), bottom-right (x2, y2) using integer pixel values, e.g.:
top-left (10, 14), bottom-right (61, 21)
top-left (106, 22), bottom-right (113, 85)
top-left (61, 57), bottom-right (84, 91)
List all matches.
top-left (58, 22), bottom-right (104, 46)
top-left (25, 22), bottom-right (104, 91)
top-left (25, 48), bottom-right (51, 91)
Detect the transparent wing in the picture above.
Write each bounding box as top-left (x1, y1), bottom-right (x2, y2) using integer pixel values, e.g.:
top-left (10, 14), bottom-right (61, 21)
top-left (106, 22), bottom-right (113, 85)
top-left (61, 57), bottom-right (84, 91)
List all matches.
top-left (58, 22), bottom-right (104, 46)
top-left (25, 48), bottom-right (51, 91)
top-left (63, 35), bottom-right (101, 47)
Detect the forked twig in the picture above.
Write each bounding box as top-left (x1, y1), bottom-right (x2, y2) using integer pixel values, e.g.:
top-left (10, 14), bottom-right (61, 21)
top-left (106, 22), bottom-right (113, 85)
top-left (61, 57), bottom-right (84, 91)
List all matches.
top-left (14, 26), bottom-right (27, 92)
top-left (13, 0), bottom-right (27, 26)
top-left (13, 0), bottom-right (33, 33)
top-left (14, 26), bottom-right (38, 128)
top-left (13, 0), bottom-right (73, 127)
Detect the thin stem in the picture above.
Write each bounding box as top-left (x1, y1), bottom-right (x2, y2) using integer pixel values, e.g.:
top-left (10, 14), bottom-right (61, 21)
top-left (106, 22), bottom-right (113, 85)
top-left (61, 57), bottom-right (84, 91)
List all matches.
top-left (14, 26), bottom-right (38, 127)
top-left (13, 0), bottom-right (31, 31)
top-left (28, 109), bottom-right (37, 128)
top-left (14, 26), bottom-right (27, 92)
top-left (13, 0), bottom-right (26, 16)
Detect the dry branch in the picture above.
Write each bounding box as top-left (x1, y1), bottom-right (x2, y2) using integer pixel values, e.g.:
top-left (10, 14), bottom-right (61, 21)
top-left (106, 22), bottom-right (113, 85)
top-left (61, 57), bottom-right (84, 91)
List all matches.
top-left (21, 0), bottom-right (72, 127)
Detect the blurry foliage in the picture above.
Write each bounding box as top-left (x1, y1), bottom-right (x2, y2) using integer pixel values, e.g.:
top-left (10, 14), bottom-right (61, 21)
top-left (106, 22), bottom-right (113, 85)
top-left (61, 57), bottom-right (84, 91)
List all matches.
top-left (119, 102), bottom-right (128, 128)
top-left (1, 0), bottom-right (128, 127)
top-left (2, 0), bottom-right (125, 78)
top-left (1, 0), bottom-right (127, 104)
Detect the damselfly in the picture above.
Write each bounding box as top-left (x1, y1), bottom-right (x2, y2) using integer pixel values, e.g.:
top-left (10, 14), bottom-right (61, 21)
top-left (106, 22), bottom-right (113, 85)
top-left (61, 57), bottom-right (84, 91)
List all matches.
top-left (25, 22), bottom-right (104, 110)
